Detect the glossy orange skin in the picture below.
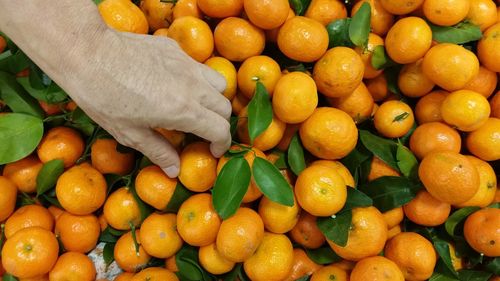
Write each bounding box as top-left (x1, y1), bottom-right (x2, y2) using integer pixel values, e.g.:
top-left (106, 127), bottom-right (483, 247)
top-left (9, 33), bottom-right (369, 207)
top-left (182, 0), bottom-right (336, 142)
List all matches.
top-left (0, 176), bottom-right (17, 222)
top-left (414, 90), bottom-right (448, 124)
top-left (167, 16), bottom-right (214, 63)
top-left (173, 0), bottom-right (202, 20)
top-left (140, 213), bottom-right (182, 258)
top-left (350, 256), bottom-right (404, 281)
top-left (464, 208), bottom-right (500, 257)
top-left (478, 23), bottom-right (500, 72)
top-left (385, 17), bottom-right (432, 64)
top-left (329, 82), bottom-right (374, 124)
top-left (463, 66), bottom-right (498, 98)
top-left (423, 0), bottom-right (470, 26)
top-left (197, 0), bottom-right (243, 18)
top-left (55, 212), bottom-right (100, 253)
top-left (4, 204), bottom-right (54, 239)
top-left (409, 122), bottom-right (461, 159)
top-left (114, 230), bottom-right (151, 272)
top-left (178, 142), bottom-right (218, 192)
top-left (2, 155), bottom-right (43, 193)
top-left (351, 0), bottom-right (394, 36)
top-left (289, 212), bottom-right (326, 249)
top-left (404, 190), bottom-right (451, 227)
top-left (135, 165), bottom-right (177, 210)
top-left (398, 59), bottom-right (435, 98)
top-left (467, 0), bottom-right (498, 31)
top-left (305, 0), bottom-right (347, 26)
top-left (49, 252), bottom-right (96, 281)
top-left (91, 138), bottom-right (135, 175)
top-left (466, 118), bottom-right (500, 161)
top-left (103, 187), bottom-right (142, 230)
top-left (37, 126), bottom-right (84, 168)
top-left (214, 17), bottom-right (265, 62)
top-left (244, 0), bottom-right (290, 29)
top-left (284, 249), bottom-right (322, 281)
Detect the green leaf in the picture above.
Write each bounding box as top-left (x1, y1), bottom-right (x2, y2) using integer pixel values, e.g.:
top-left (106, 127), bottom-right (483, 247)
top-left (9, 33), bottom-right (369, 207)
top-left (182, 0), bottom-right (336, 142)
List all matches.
top-left (2, 274), bottom-right (18, 281)
top-left (271, 150), bottom-right (288, 170)
top-left (68, 107), bottom-right (97, 136)
top-left (0, 49), bottom-right (30, 74)
top-left (393, 112), bottom-right (410, 122)
top-left (359, 176), bottom-right (419, 212)
top-left (359, 130), bottom-right (399, 171)
top-left (306, 246), bottom-right (342, 265)
top-left (433, 238), bottom-right (458, 277)
top-left (17, 69), bottom-right (67, 104)
top-left (326, 18), bottom-right (354, 48)
top-left (247, 82), bottom-right (273, 142)
top-left (230, 116), bottom-right (238, 137)
top-left (296, 276), bottom-right (311, 281)
top-left (396, 144), bottom-right (418, 179)
top-left (430, 273), bottom-right (459, 281)
top-left (164, 182), bottom-right (193, 213)
top-left (0, 71), bottom-right (44, 118)
top-left (289, 0), bottom-right (311, 16)
top-left (213, 157), bottom-right (251, 219)
top-left (384, 66), bottom-right (403, 95)
top-left (430, 21), bottom-right (482, 44)
top-left (445, 207), bottom-right (480, 237)
top-left (36, 159), bottom-right (64, 196)
top-left (340, 143), bottom-right (372, 177)
top-left (349, 2), bottom-right (371, 48)
top-left (317, 209), bottom-right (352, 247)
top-left (176, 245), bottom-right (215, 281)
top-left (39, 194), bottom-right (63, 209)
top-left (222, 263), bottom-right (242, 281)
top-left (99, 227), bottom-right (121, 243)
top-left (489, 202), bottom-right (500, 209)
top-left (0, 113), bottom-right (44, 165)
top-left (252, 157), bottom-right (294, 206)
top-left (458, 270), bottom-right (492, 281)
top-left (371, 45), bottom-right (397, 70)
top-left (484, 257), bottom-right (500, 275)
top-left (343, 187), bottom-right (373, 211)
top-left (288, 134), bottom-right (306, 176)
top-left (103, 242), bottom-right (116, 268)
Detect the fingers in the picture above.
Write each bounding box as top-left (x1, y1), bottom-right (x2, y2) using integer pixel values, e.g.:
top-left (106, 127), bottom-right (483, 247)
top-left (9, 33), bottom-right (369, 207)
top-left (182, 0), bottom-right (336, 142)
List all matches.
top-left (199, 64), bottom-right (227, 93)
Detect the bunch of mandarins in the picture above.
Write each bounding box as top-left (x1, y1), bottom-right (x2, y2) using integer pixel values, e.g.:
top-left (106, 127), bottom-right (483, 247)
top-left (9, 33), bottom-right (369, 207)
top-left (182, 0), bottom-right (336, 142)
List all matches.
top-left (1, 0), bottom-right (500, 280)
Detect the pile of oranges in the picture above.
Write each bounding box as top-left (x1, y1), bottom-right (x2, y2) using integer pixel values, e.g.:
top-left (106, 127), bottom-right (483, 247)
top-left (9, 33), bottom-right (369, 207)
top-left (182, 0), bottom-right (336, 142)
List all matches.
top-left (1, 0), bottom-right (500, 280)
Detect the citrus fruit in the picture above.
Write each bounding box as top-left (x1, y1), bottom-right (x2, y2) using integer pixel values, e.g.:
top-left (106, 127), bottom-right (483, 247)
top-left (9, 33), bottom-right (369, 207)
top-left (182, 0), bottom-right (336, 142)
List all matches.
top-left (409, 122), bottom-right (461, 159)
top-left (103, 187), bottom-right (142, 230)
top-left (351, 0), bottom-right (394, 36)
top-left (214, 17), bottom-right (265, 62)
top-left (140, 0), bottom-right (173, 31)
top-left (463, 66), bottom-right (498, 98)
top-left (305, 0), bottom-right (347, 26)
top-left (398, 59), bottom-right (435, 98)
top-left (204, 56), bottom-right (237, 100)
top-left (477, 23), bottom-right (500, 72)
top-left (403, 190), bottom-right (451, 227)
top-left (382, 207), bottom-right (404, 229)
top-left (135, 165), bottom-right (177, 210)
top-left (310, 160), bottom-right (355, 188)
top-left (130, 267), bottom-right (179, 281)
top-left (0, 176), bottom-right (17, 222)
top-left (258, 193), bottom-right (300, 234)
top-left (367, 156), bottom-right (400, 182)
top-left (90, 138), bottom-right (135, 175)
top-left (49, 252), bottom-right (96, 281)
top-left (237, 106), bottom-right (286, 151)
top-left (173, 0), bottom-right (202, 20)
top-left (380, 0), bottom-right (424, 14)
top-left (328, 82), bottom-right (374, 124)
top-left (350, 256), bottom-right (405, 281)
top-left (355, 33), bottom-right (384, 79)
top-left (167, 16), bottom-right (214, 63)
top-left (310, 265), bottom-right (348, 281)
top-left (114, 230), bottom-right (151, 272)
top-left (55, 212), bottom-right (100, 253)
top-left (466, 118), bottom-right (500, 161)
top-left (237, 55), bottom-right (281, 98)
top-left (441, 89), bottom-right (490, 132)
top-left (197, 0), bottom-right (243, 18)
top-left (464, 208), bottom-right (500, 257)
top-left (366, 74), bottom-right (389, 102)
top-left (423, 0), bottom-right (470, 26)
top-left (2, 155), bottom-right (43, 193)
top-left (456, 156), bottom-right (497, 208)
top-left (178, 141), bottom-right (217, 192)
top-left (289, 212), bottom-right (326, 249)
top-left (244, 0), bottom-right (290, 29)
top-left (98, 0), bottom-right (149, 34)
top-left (414, 90), bottom-right (448, 124)
top-left (37, 126), bottom-right (84, 168)
top-left (374, 100), bottom-right (415, 138)
top-left (198, 243), bottom-right (235, 275)
top-left (285, 248), bottom-right (322, 281)
top-left (140, 213), bottom-right (182, 258)
top-left (385, 17), bottom-right (432, 64)
top-left (4, 204), bottom-right (54, 239)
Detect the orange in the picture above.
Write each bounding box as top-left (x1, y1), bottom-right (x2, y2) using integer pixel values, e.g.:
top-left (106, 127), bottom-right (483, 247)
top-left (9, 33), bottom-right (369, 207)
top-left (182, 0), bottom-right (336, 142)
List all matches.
top-left (380, 0), bottom-right (424, 14)
top-left (313, 47), bottom-right (364, 98)
top-left (18, 275), bottom-right (49, 281)
top-left (374, 100), bottom-right (415, 138)
top-left (140, 0), bottom-right (173, 31)
top-left (276, 123), bottom-right (300, 151)
top-left (355, 33), bottom-right (384, 79)
top-left (91, 138), bottom-right (135, 175)
top-left (237, 55), bottom-right (281, 98)
top-left (388, 225), bottom-right (402, 239)
top-left (385, 232), bottom-right (437, 281)
top-left (103, 187), bottom-right (142, 230)
top-left (295, 165), bottom-right (347, 217)
top-left (464, 66), bottom-right (498, 98)
top-left (478, 23), bottom-right (500, 72)
top-left (468, 0), bottom-right (497, 30)
top-left (305, 0), bottom-right (347, 26)
top-left (167, 16), bottom-right (214, 63)
top-left (422, 43), bottom-right (479, 91)
top-left (415, 90), bottom-right (448, 124)
top-left (366, 74), bottom-right (389, 102)
top-left (99, 213), bottom-right (108, 231)
top-left (328, 207), bottom-right (387, 261)
top-left (36, 126), bottom-right (84, 168)
top-left (464, 208), bottom-right (500, 257)
top-left (178, 142), bottom-right (217, 192)
top-left (237, 108), bottom-right (286, 152)
top-left (441, 90), bottom-right (490, 132)
top-left (198, 243), bottom-right (235, 275)
top-left (38, 101), bottom-right (63, 116)
top-left (4, 204), bottom-right (54, 239)
top-left (367, 156), bottom-right (400, 182)
top-left (351, 0), bottom-right (394, 36)
top-left (155, 128), bottom-right (185, 150)
top-left (289, 212), bottom-right (326, 249)
top-left (404, 190), bottom-right (451, 226)
top-left (0, 35), bottom-right (6, 53)
top-left (115, 272), bottom-right (135, 281)
top-left (266, 8), bottom-right (295, 42)
top-left (311, 160), bottom-right (355, 188)
top-left (98, 0), bottom-right (149, 34)
top-left (383, 207), bottom-right (404, 229)
top-left (65, 100), bottom-right (78, 111)
top-left (204, 56), bottom-right (237, 100)
top-left (216, 207), bottom-right (264, 262)
top-left (135, 165), bottom-right (177, 210)
top-left (214, 17), bottom-right (265, 62)
top-left (197, 0), bottom-right (243, 18)
top-left (177, 193), bottom-right (221, 247)
top-left (419, 151), bottom-right (479, 205)
top-left (152, 28), bottom-right (169, 36)
top-left (1, 227), bottom-right (59, 279)
top-left (165, 255), bottom-right (178, 272)
top-left (0, 176), bottom-right (17, 222)
top-left (466, 118), bottom-right (500, 161)
top-left (398, 59), bottom-right (435, 98)
top-left (409, 122), bottom-right (461, 159)
top-left (285, 248), bottom-right (322, 281)
top-left (173, 0), bottom-right (202, 20)
top-left (56, 163), bottom-right (106, 215)
top-left (272, 72), bottom-right (318, 124)
top-left (423, 0), bottom-right (470, 26)
top-left (299, 107), bottom-right (358, 160)
top-left (130, 267), bottom-right (178, 281)
top-left (350, 256), bottom-right (404, 281)
top-left (456, 156), bottom-right (497, 208)
top-left (140, 213), bottom-right (182, 258)
top-left (244, 0), bottom-right (290, 29)
top-left (48, 205), bottom-right (64, 221)
top-left (231, 92), bottom-right (250, 115)
top-left (310, 265), bottom-right (348, 281)
top-left (385, 17), bottom-right (432, 64)
top-left (114, 230), bottom-right (151, 272)
top-left (55, 212), bottom-right (100, 253)
top-left (243, 232), bottom-right (294, 281)
top-left (2, 155), bottom-right (42, 193)
top-left (49, 252), bottom-right (96, 281)
top-left (329, 82), bottom-right (374, 124)
top-left (277, 16), bottom-right (329, 63)
top-left (258, 193), bottom-right (300, 233)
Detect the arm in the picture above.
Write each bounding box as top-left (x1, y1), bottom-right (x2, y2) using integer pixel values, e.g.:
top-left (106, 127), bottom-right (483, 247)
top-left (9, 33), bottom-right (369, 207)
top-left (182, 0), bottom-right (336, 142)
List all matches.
top-left (0, 0), bottom-right (231, 177)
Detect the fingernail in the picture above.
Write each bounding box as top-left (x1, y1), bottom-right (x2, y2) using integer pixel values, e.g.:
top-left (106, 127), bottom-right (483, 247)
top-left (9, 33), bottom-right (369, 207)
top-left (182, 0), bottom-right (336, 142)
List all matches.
top-left (162, 165), bottom-right (180, 178)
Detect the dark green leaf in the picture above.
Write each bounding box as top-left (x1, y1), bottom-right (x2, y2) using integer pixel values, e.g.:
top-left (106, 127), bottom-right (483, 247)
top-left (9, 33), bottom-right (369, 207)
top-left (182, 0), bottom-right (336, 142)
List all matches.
top-left (429, 272), bottom-right (459, 281)
top-left (68, 107), bottom-right (96, 136)
top-left (326, 18), bottom-right (354, 48)
top-left (213, 157), bottom-right (251, 219)
top-left (36, 159), bottom-right (64, 196)
top-left (289, 0), bottom-right (311, 15)
top-left (359, 176), bottom-right (419, 212)
top-left (371, 45), bottom-right (397, 70)
top-left (230, 116), bottom-right (238, 137)
top-left (340, 143), bottom-right (372, 177)
top-left (138, 156), bottom-right (153, 170)
top-left (396, 144), bottom-right (418, 179)
top-left (0, 71), bottom-right (43, 118)
top-left (359, 130), bottom-right (399, 170)
top-left (0, 113), bottom-right (44, 165)
top-left (288, 134), bottom-right (306, 176)
top-left (349, 2), bottom-right (371, 48)
top-left (176, 245), bottom-right (215, 281)
top-left (2, 274), bottom-right (18, 281)
top-left (99, 227), bottom-right (121, 243)
top-left (296, 276), bottom-right (311, 281)
top-left (489, 202), bottom-right (500, 209)
top-left (343, 187), bottom-right (373, 211)
top-left (458, 270), bottom-right (492, 281)
top-left (399, 121), bottom-right (417, 145)
top-left (222, 263), bottom-right (242, 281)
top-left (103, 242), bottom-right (116, 268)
top-left (433, 238), bottom-right (458, 277)
top-left (252, 157), bottom-right (294, 206)
top-left (430, 22), bottom-right (482, 44)
top-left (384, 66), bottom-right (403, 95)
top-left (317, 209), bottom-right (352, 247)
top-left (0, 50), bottom-right (30, 74)
top-left (164, 182), bottom-right (194, 213)
top-left (247, 81), bottom-right (273, 142)
top-left (40, 194), bottom-right (63, 209)
top-left (484, 257), bottom-right (500, 275)
top-left (445, 207), bottom-right (480, 237)
top-left (306, 246), bottom-right (342, 265)
top-left (393, 112), bottom-right (410, 122)
top-left (271, 150), bottom-right (288, 170)
top-left (17, 70), bottom-right (67, 104)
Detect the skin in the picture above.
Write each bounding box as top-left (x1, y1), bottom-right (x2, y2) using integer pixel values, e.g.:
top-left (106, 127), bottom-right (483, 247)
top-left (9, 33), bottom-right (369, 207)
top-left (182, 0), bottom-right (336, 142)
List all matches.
top-left (0, 0), bottom-right (232, 177)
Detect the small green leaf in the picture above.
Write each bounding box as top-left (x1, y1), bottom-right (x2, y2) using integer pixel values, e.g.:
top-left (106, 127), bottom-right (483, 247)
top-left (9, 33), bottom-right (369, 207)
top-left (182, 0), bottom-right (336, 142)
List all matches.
top-left (484, 257), bottom-right (500, 275)
top-left (433, 238), bottom-right (458, 277)
top-left (222, 263), bottom-right (242, 281)
top-left (0, 113), bottom-right (44, 165)
top-left (359, 176), bottom-right (419, 212)
top-left (36, 159), bottom-right (64, 196)
top-left (349, 2), bottom-right (371, 48)
top-left (445, 207), bottom-right (480, 237)
top-left (289, 0), bottom-right (311, 16)
top-left (271, 150), bottom-right (288, 170)
top-left (17, 69), bottom-right (67, 104)
top-left (2, 273), bottom-right (18, 281)
top-left (371, 45), bottom-right (397, 70)
top-left (317, 209), bottom-right (352, 247)
top-left (458, 270), bottom-right (492, 281)
top-left (68, 107), bottom-right (97, 137)
top-left (326, 18), bottom-right (354, 48)
top-left (164, 182), bottom-right (194, 213)
top-left (176, 245), bottom-right (215, 281)
top-left (247, 82), bottom-right (273, 142)
top-left (296, 276), bottom-right (311, 281)
top-left (213, 157), bottom-right (251, 219)
top-left (343, 187), bottom-right (373, 211)
top-left (252, 157), bottom-right (294, 206)
top-left (306, 246), bottom-right (343, 265)
top-left (384, 66), bottom-right (403, 95)
top-left (489, 202), bottom-right (500, 209)
top-left (99, 227), bottom-right (121, 243)
top-left (430, 21), bottom-right (482, 44)
top-left (429, 272), bottom-right (459, 281)
top-left (0, 49), bottom-right (30, 74)
top-left (0, 71), bottom-right (44, 118)
top-left (230, 116), bottom-right (238, 137)
top-left (288, 134), bottom-right (306, 176)
top-left (396, 144), bottom-right (418, 179)
top-left (359, 130), bottom-right (399, 171)
top-left (103, 242), bottom-right (116, 268)
top-left (340, 143), bottom-right (372, 177)
top-left (393, 112), bottom-right (410, 122)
